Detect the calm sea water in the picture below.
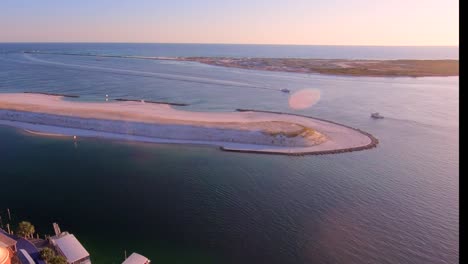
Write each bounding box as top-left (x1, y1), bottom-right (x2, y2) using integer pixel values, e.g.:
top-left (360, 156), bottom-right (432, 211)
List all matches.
top-left (0, 44), bottom-right (459, 264)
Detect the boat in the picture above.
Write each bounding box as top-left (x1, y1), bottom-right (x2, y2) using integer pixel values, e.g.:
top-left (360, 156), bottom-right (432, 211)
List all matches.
top-left (371, 112), bottom-right (384, 119)
top-left (281, 88), bottom-right (290, 93)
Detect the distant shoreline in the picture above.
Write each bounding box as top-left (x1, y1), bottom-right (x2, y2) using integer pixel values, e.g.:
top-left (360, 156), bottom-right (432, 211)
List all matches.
top-left (23, 51), bottom-right (458, 77)
top-left (176, 57), bottom-right (458, 77)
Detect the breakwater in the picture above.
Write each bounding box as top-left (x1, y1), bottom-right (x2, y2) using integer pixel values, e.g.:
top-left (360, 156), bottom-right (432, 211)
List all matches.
top-left (225, 109), bottom-right (379, 156)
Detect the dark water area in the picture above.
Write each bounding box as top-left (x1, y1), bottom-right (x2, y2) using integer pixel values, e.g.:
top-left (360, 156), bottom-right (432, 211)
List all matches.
top-left (0, 44), bottom-right (459, 263)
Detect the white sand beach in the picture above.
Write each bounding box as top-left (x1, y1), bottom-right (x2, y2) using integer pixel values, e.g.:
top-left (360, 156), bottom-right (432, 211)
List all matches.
top-left (0, 93), bottom-right (376, 155)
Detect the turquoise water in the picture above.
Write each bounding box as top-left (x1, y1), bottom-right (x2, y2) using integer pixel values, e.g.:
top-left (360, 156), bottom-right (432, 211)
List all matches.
top-left (0, 44), bottom-right (459, 263)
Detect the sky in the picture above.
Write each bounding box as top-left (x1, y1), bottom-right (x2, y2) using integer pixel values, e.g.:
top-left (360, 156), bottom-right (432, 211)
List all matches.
top-left (0, 0), bottom-right (459, 45)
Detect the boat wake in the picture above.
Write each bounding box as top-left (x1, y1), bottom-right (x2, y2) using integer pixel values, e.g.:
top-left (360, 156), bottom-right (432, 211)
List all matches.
top-left (22, 53), bottom-right (278, 92)
top-left (23, 129), bottom-right (70, 137)
top-left (380, 116), bottom-right (445, 129)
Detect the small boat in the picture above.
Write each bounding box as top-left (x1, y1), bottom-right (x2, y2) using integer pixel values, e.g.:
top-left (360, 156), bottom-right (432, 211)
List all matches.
top-left (281, 88), bottom-right (290, 93)
top-left (371, 112), bottom-right (384, 119)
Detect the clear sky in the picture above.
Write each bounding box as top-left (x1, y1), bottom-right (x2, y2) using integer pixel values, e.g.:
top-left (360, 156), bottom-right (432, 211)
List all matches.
top-left (0, 0), bottom-right (458, 45)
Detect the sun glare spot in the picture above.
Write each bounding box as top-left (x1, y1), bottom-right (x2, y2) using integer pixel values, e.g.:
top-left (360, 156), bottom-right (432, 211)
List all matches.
top-left (288, 89), bottom-right (321, 110)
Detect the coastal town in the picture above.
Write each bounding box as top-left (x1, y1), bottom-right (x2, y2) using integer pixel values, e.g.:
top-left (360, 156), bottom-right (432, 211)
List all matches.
top-left (0, 210), bottom-right (149, 264)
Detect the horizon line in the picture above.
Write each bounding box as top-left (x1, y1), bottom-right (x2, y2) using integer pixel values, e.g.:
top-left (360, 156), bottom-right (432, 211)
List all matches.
top-left (0, 41), bottom-right (459, 47)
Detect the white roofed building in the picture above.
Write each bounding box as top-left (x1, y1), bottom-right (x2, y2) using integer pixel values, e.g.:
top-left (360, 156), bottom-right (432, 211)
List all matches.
top-left (122, 253), bottom-right (150, 264)
top-left (50, 232), bottom-right (91, 264)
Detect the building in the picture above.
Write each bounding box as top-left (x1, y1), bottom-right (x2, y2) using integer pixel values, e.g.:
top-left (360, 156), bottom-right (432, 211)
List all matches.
top-left (49, 232), bottom-right (91, 264)
top-left (122, 253), bottom-right (150, 264)
top-left (0, 247), bottom-right (10, 264)
top-left (0, 232), bottom-right (16, 264)
top-left (17, 249), bottom-right (35, 264)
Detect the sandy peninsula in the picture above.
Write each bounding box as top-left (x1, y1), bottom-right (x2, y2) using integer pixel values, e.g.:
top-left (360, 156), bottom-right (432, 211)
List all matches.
top-left (0, 93), bottom-right (377, 155)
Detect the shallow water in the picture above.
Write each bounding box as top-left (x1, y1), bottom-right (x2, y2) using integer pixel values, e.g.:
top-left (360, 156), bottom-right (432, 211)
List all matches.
top-left (0, 44), bottom-right (459, 264)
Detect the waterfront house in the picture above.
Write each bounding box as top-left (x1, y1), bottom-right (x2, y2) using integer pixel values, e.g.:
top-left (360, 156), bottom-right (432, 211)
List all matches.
top-left (0, 247), bottom-right (10, 264)
top-left (49, 232), bottom-right (91, 264)
top-left (0, 232), bottom-right (16, 264)
top-left (0, 233), bottom-right (16, 253)
top-left (122, 252), bottom-right (150, 264)
top-left (17, 249), bottom-right (35, 264)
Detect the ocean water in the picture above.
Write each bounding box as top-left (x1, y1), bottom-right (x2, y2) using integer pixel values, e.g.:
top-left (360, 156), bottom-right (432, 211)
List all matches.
top-left (0, 44), bottom-right (459, 264)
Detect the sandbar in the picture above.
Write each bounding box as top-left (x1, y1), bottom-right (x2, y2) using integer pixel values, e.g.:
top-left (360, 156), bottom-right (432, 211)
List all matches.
top-left (0, 93), bottom-right (378, 155)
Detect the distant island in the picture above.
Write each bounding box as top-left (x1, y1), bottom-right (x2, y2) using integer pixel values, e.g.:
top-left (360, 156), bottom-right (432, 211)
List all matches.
top-left (0, 93), bottom-right (377, 155)
top-left (23, 51), bottom-right (458, 77)
top-left (176, 57), bottom-right (459, 77)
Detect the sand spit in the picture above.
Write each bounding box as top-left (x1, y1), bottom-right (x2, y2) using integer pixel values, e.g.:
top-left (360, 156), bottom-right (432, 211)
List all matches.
top-left (0, 93), bottom-right (377, 155)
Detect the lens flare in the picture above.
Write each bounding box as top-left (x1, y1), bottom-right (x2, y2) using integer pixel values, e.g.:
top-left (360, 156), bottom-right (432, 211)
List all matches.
top-left (288, 89), bottom-right (321, 110)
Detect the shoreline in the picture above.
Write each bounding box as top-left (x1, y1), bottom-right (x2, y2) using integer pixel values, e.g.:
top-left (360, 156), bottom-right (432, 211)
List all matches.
top-left (23, 51), bottom-right (458, 77)
top-left (0, 93), bottom-right (378, 155)
top-left (0, 119), bottom-right (378, 156)
top-left (177, 57), bottom-right (459, 77)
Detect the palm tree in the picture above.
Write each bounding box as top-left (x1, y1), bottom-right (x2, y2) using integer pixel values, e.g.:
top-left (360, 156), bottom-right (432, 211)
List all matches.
top-left (49, 255), bottom-right (67, 264)
top-left (16, 221), bottom-right (35, 238)
top-left (40, 248), bottom-right (56, 262)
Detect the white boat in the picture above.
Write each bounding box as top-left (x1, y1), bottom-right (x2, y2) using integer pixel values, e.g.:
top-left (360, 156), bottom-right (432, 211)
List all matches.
top-left (371, 112), bottom-right (384, 119)
top-left (281, 88), bottom-right (290, 93)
